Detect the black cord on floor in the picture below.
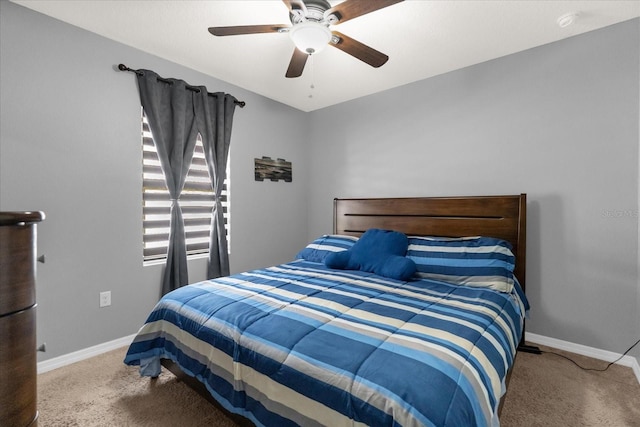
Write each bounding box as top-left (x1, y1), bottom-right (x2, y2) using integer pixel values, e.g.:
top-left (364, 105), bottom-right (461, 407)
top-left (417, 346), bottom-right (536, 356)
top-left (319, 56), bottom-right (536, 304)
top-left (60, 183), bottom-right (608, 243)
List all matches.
top-left (530, 338), bottom-right (640, 372)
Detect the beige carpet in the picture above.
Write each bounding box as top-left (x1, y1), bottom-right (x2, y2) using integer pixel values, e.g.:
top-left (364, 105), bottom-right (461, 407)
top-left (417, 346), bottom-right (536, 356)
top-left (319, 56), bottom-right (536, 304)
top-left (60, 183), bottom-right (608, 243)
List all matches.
top-left (38, 343), bottom-right (640, 426)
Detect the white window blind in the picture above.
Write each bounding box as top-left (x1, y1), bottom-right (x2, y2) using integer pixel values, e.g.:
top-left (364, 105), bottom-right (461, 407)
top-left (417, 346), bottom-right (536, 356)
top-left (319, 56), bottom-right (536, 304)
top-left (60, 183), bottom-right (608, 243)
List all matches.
top-left (142, 111), bottom-right (229, 262)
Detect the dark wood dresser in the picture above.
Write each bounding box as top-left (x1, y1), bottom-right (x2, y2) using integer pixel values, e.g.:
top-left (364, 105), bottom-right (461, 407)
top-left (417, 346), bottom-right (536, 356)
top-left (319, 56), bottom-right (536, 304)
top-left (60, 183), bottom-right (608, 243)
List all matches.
top-left (0, 211), bottom-right (45, 427)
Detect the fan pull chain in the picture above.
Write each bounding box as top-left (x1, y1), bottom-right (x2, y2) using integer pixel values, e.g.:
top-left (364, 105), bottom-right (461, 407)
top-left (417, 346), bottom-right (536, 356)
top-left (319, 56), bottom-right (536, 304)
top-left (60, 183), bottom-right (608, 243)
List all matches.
top-left (309, 54), bottom-right (315, 98)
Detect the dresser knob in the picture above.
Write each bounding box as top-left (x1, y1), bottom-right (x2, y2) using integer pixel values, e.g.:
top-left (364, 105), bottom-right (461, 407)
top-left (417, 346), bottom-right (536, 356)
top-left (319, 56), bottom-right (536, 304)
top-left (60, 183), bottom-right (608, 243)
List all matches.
top-left (37, 343), bottom-right (47, 352)
top-left (38, 255), bottom-right (46, 263)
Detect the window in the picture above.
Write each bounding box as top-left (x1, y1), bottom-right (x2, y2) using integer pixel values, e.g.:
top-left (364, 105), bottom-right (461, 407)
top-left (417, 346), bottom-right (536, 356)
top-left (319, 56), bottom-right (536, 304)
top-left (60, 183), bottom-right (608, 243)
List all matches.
top-left (142, 111), bottom-right (229, 263)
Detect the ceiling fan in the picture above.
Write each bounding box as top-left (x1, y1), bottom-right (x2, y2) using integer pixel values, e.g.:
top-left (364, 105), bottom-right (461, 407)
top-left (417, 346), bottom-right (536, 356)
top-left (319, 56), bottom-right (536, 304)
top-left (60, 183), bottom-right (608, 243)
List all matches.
top-left (208, 0), bottom-right (404, 78)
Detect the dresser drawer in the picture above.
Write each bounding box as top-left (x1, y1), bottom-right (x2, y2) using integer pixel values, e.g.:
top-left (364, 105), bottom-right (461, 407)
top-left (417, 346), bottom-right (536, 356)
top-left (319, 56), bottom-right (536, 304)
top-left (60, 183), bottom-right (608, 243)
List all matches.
top-left (0, 306), bottom-right (38, 426)
top-left (0, 224), bottom-right (37, 316)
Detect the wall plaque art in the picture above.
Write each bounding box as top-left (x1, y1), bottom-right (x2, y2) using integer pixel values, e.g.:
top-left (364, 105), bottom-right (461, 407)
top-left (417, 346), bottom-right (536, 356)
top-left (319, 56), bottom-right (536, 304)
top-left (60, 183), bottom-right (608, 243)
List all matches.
top-left (254, 156), bottom-right (292, 182)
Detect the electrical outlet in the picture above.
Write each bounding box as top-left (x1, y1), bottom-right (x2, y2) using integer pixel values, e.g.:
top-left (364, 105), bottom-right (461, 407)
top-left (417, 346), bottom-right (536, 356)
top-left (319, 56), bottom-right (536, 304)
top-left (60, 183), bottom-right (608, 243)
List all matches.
top-left (99, 291), bottom-right (111, 308)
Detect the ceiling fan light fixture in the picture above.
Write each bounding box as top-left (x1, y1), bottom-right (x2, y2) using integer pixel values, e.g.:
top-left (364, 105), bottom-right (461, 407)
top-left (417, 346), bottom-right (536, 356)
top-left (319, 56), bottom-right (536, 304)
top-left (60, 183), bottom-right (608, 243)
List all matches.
top-left (290, 21), bottom-right (332, 55)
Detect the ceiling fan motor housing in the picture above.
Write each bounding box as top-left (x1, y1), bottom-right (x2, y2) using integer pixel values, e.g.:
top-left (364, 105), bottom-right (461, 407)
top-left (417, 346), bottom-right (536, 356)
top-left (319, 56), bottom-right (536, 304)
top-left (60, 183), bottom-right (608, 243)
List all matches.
top-left (289, 0), bottom-right (332, 24)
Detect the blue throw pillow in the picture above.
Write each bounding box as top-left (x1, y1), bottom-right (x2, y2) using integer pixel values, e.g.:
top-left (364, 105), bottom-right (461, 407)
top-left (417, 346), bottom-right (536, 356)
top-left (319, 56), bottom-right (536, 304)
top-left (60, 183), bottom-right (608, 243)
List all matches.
top-left (325, 229), bottom-right (416, 281)
top-left (295, 234), bottom-right (359, 263)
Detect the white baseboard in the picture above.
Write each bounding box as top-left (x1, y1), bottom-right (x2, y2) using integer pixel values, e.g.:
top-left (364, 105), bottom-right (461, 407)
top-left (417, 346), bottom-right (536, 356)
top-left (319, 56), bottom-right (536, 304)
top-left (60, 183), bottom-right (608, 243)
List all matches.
top-left (37, 334), bottom-right (136, 374)
top-left (526, 332), bottom-right (640, 385)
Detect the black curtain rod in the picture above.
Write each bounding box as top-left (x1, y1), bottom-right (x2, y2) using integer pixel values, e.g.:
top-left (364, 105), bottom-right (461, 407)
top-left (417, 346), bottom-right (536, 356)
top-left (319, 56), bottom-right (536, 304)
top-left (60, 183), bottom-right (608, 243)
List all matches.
top-left (118, 64), bottom-right (246, 108)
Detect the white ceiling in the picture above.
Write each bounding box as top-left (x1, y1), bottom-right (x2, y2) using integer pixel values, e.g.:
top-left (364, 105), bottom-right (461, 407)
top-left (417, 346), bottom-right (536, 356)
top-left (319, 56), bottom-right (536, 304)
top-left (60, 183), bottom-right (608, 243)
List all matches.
top-left (12, 0), bottom-right (640, 112)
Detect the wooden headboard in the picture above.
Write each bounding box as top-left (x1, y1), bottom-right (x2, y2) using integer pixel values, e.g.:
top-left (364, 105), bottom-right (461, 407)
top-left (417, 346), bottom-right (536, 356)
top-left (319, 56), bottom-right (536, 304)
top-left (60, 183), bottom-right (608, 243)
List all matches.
top-left (333, 194), bottom-right (527, 291)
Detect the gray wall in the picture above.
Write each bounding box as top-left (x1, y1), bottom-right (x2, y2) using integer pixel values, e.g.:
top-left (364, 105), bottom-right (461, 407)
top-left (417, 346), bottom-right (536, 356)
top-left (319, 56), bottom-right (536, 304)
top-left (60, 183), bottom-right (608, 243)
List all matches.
top-left (1, 0), bottom-right (638, 361)
top-left (307, 19), bottom-right (640, 356)
top-left (0, 1), bottom-right (310, 361)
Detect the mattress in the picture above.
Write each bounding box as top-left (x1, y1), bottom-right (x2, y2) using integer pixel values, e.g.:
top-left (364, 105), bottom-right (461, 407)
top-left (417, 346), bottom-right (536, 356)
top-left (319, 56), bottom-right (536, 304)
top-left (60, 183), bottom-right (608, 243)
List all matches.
top-left (124, 260), bottom-right (527, 427)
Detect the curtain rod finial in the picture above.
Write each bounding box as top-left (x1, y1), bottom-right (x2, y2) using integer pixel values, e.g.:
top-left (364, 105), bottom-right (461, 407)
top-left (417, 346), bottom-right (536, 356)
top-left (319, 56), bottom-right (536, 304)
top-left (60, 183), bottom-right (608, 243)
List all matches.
top-left (118, 63), bottom-right (143, 76)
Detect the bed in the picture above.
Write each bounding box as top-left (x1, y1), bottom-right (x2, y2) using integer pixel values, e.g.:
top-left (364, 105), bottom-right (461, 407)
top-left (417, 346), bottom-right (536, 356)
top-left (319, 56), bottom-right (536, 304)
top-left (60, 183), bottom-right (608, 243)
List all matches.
top-left (125, 194), bottom-right (528, 427)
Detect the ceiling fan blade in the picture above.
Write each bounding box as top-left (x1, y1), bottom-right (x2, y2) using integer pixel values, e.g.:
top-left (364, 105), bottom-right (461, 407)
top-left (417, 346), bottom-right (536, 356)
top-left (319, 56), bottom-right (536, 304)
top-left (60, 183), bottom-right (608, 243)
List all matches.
top-left (330, 31), bottom-right (388, 68)
top-left (285, 48), bottom-right (309, 78)
top-left (209, 25), bottom-right (289, 36)
top-left (325, 0), bottom-right (403, 24)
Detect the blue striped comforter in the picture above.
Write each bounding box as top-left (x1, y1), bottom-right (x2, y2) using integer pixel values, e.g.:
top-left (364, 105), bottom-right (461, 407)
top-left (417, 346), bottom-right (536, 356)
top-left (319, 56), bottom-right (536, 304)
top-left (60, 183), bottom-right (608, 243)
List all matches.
top-left (124, 260), bottom-right (526, 427)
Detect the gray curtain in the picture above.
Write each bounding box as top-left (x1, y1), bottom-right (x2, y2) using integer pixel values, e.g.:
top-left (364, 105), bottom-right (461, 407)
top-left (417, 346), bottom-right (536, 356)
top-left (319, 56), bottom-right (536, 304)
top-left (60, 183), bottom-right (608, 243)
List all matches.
top-left (136, 70), bottom-right (199, 295)
top-left (194, 90), bottom-right (237, 279)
